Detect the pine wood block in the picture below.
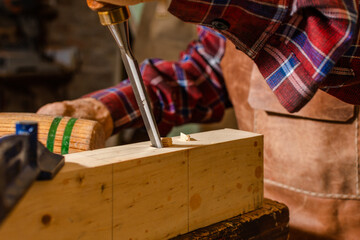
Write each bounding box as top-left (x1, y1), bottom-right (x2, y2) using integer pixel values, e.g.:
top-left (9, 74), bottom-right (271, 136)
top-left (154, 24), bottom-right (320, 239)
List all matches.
top-left (189, 132), bottom-right (263, 231)
top-left (0, 164), bottom-right (113, 239)
top-left (113, 151), bottom-right (188, 239)
top-left (0, 129), bottom-right (263, 240)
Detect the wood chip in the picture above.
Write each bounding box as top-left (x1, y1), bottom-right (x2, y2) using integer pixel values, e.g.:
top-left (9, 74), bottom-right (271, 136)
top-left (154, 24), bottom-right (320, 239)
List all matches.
top-left (179, 132), bottom-right (191, 142)
top-left (161, 137), bottom-right (173, 147)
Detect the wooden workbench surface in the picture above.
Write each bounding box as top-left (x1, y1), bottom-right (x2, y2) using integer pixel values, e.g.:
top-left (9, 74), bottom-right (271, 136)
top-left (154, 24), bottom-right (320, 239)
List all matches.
top-left (173, 199), bottom-right (289, 240)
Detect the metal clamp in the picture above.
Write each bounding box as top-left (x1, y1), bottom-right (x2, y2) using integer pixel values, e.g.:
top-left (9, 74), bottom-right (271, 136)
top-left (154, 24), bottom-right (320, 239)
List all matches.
top-left (0, 121), bottom-right (64, 224)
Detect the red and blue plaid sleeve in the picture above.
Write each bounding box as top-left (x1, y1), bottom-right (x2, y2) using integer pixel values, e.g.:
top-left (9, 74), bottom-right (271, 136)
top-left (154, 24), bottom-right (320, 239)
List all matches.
top-left (169, 0), bottom-right (360, 112)
top-left (256, 0), bottom-right (360, 111)
top-left (83, 26), bottom-right (230, 136)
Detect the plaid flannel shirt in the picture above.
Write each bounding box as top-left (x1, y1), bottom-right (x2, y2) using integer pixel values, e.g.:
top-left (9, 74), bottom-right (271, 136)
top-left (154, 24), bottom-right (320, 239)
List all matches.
top-left (84, 26), bottom-right (230, 135)
top-left (86, 0), bottom-right (360, 135)
top-left (169, 0), bottom-right (360, 112)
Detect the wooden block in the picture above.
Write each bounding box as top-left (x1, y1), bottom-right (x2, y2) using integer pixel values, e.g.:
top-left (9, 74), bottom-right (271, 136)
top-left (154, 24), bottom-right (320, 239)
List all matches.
top-left (0, 164), bottom-right (113, 240)
top-left (0, 129), bottom-right (263, 240)
top-left (113, 151), bottom-right (188, 239)
top-left (188, 131), bottom-right (263, 231)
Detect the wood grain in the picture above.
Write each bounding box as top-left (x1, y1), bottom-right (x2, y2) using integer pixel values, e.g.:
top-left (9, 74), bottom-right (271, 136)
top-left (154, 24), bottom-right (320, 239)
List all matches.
top-left (0, 129), bottom-right (263, 240)
top-left (189, 135), bottom-right (263, 231)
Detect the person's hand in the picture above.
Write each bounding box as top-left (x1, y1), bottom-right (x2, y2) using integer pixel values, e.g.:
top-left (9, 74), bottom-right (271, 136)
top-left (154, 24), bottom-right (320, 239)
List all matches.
top-left (37, 98), bottom-right (114, 139)
top-left (87, 0), bottom-right (154, 11)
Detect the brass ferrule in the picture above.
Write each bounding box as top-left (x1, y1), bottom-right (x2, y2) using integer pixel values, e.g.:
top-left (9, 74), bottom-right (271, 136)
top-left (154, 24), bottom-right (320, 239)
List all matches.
top-left (98, 6), bottom-right (131, 26)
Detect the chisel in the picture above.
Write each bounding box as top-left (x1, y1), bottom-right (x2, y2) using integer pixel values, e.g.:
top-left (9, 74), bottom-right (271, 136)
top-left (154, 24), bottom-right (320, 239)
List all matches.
top-left (87, 2), bottom-right (163, 148)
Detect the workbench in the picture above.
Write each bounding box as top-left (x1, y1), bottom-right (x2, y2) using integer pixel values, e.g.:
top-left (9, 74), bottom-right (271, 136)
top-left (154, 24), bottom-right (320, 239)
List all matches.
top-left (173, 199), bottom-right (289, 240)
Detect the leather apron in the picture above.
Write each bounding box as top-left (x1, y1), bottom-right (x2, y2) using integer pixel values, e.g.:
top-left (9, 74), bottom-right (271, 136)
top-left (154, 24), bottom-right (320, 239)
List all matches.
top-left (221, 41), bottom-right (360, 240)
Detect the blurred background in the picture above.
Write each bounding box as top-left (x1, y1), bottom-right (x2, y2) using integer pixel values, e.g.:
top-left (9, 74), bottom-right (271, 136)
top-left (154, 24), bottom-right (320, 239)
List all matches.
top-left (0, 0), bottom-right (237, 146)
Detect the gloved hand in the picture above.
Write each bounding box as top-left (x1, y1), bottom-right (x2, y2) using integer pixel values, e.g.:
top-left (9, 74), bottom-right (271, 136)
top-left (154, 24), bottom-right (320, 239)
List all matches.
top-left (37, 98), bottom-right (114, 139)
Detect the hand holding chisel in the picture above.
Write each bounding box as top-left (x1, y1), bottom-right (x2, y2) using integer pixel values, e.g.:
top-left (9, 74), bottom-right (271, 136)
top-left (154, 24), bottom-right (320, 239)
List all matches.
top-left (86, 0), bottom-right (163, 148)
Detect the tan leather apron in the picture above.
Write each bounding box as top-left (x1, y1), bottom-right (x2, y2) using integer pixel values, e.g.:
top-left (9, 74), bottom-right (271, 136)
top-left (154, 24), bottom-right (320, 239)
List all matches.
top-left (221, 41), bottom-right (360, 240)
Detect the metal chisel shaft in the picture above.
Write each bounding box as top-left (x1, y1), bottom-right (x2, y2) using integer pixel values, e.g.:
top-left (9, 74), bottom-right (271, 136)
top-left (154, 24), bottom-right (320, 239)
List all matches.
top-left (107, 22), bottom-right (163, 148)
top-left (96, 6), bottom-right (163, 148)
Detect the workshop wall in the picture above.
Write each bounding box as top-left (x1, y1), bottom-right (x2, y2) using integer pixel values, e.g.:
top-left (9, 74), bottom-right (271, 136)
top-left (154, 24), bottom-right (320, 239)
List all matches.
top-left (0, 0), bottom-right (117, 112)
top-left (47, 0), bottom-right (199, 100)
top-left (47, 0), bottom-right (117, 99)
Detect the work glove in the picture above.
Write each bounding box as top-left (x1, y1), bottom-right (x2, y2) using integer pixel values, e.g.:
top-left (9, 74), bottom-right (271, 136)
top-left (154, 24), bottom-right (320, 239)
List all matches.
top-left (37, 98), bottom-right (114, 139)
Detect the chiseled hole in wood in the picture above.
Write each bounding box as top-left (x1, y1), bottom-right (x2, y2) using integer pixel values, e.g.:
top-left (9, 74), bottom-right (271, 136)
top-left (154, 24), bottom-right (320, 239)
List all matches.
top-left (254, 141), bottom-right (258, 147)
top-left (41, 214), bottom-right (52, 226)
top-left (101, 184), bottom-right (106, 193)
